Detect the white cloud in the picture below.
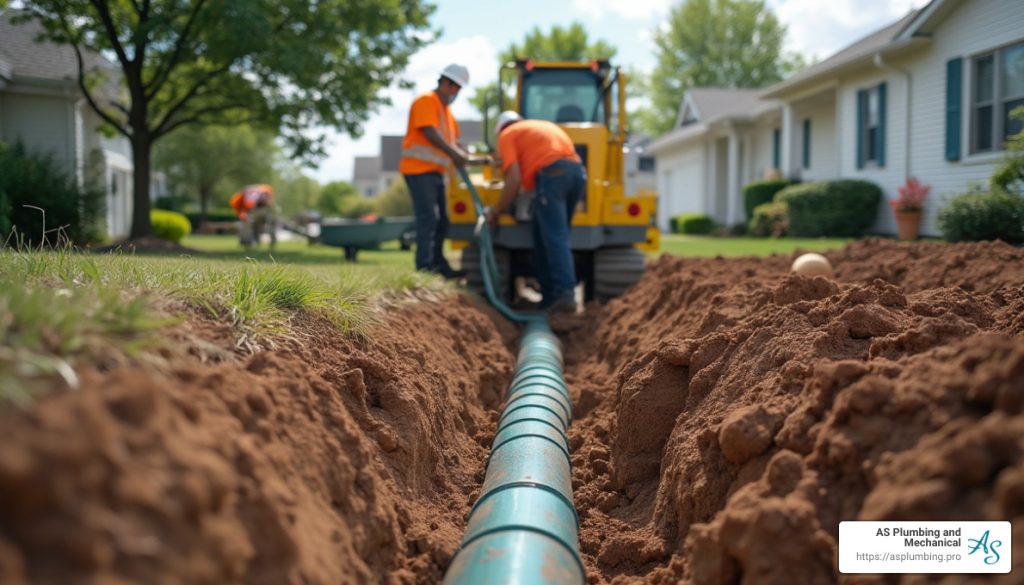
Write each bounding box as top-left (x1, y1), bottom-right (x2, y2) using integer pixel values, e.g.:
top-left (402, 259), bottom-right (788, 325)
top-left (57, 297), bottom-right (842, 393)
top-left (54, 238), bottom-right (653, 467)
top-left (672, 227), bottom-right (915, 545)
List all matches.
top-left (571, 0), bottom-right (673, 21)
top-left (770, 0), bottom-right (927, 60)
top-left (311, 35), bottom-right (498, 183)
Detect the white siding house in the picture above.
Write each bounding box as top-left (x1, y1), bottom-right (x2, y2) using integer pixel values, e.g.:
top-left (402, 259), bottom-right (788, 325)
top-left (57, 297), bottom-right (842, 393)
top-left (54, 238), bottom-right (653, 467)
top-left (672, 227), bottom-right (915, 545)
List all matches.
top-left (0, 13), bottom-right (142, 239)
top-left (650, 0), bottom-right (1024, 237)
top-left (649, 88), bottom-right (780, 230)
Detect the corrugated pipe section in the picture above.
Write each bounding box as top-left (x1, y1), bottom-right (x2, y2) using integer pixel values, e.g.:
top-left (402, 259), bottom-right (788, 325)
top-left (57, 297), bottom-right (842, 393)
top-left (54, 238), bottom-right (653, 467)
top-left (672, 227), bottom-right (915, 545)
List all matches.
top-left (443, 166), bottom-right (585, 584)
top-left (442, 319), bottom-right (585, 584)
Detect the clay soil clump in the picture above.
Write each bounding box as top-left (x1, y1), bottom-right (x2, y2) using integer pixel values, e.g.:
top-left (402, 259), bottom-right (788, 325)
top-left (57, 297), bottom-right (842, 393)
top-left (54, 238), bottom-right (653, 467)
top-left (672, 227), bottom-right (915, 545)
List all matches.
top-left (567, 238), bottom-right (1024, 584)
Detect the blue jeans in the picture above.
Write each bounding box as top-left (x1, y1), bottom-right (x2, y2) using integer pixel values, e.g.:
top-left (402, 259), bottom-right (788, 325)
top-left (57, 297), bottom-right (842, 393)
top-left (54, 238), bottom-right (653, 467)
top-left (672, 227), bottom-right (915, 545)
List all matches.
top-left (531, 159), bottom-right (585, 306)
top-left (404, 172), bottom-right (452, 272)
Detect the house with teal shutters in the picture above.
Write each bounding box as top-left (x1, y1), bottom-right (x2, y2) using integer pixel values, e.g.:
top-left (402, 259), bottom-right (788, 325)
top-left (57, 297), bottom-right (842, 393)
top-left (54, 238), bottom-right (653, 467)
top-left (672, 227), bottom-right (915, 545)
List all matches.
top-left (648, 0), bottom-right (1024, 237)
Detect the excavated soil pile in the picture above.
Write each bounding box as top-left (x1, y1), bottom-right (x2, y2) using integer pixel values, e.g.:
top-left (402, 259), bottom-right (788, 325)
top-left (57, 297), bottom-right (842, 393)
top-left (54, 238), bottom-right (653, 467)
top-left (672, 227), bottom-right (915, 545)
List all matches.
top-left (2, 238), bottom-right (1022, 585)
top-left (566, 238), bottom-right (1024, 584)
top-left (0, 297), bottom-right (517, 585)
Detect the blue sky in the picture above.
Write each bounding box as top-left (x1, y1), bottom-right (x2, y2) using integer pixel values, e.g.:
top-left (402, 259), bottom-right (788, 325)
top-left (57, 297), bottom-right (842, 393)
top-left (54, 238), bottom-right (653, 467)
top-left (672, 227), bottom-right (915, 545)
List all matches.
top-left (311, 0), bottom-right (926, 184)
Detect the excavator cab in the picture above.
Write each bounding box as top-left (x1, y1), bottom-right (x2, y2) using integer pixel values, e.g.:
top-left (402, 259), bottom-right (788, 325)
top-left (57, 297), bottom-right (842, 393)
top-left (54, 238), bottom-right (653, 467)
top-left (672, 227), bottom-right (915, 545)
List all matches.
top-left (448, 59), bottom-right (658, 302)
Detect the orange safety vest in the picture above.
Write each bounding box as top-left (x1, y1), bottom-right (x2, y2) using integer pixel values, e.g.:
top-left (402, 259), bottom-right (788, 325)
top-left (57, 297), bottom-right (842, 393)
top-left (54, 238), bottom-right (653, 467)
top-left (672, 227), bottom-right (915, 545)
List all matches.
top-left (399, 91), bottom-right (459, 175)
top-left (497, 120), bottom-right (581, 191)
top-left (230, 184), bottom-right (273, 218)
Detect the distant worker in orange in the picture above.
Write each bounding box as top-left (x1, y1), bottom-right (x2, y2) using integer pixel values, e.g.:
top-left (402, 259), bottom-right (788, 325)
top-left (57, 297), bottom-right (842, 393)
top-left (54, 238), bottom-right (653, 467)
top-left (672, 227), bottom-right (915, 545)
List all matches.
top-left (399, 63), bottom-right (484, 278)
top-left (485, 111), bottom-right (584, 313)
top-left (230, 184), bottom-right (277, 249)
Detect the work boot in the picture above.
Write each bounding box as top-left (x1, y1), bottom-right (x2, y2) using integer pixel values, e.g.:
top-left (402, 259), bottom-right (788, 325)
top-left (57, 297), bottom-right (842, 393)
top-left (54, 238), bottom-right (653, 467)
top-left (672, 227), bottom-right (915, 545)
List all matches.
top-left (545, 294), bottom-right (578, 314)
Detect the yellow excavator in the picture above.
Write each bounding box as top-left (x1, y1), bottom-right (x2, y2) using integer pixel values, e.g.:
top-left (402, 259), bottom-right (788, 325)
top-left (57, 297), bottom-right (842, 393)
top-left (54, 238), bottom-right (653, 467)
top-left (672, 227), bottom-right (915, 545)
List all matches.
top-left (447, 59), bottom-right (658, 301)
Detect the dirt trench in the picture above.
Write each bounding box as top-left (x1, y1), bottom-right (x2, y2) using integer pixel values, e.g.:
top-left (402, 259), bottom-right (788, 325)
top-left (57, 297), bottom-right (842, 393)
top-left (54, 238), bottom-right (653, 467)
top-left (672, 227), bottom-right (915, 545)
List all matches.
top-left (2, 238), bottom-right (1023, 584)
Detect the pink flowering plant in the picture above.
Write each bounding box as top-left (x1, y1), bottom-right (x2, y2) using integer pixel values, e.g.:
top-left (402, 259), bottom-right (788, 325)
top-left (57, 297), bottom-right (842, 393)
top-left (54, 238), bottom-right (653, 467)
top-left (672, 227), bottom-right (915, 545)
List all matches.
top-left (890, 177), bottom-right (930, 212)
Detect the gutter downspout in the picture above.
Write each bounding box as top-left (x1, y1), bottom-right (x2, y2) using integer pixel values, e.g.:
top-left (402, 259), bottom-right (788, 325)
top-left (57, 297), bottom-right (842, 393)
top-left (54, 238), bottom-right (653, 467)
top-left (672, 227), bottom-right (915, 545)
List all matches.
top-left (873, 52), bottom-right (913, 179)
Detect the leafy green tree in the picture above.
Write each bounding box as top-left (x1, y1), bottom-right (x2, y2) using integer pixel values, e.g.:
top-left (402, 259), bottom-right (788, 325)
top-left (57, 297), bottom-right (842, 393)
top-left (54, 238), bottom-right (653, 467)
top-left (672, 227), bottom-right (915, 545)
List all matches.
top-left (470, 22), bottom-right (616, 143)
top-left (316, 181), bottom-right (358, 216)
top-left (154, 124), bottom-right (277, 220)
top-left (17, 0), bottom-right (432, 239)
top-left (638, 0), bottom-right (792, 136)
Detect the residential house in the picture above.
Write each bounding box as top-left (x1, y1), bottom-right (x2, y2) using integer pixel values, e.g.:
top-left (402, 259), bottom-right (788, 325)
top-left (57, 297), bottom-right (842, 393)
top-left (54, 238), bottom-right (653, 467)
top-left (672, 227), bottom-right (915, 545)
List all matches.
top-left (647, 88), bottom-right (781, 229)
top-left (0, 13), bottom-right (161, 239)
top-left (649, 0), bottom-right (1024, 237)
top-left (352, 155), bottom-right (381, 197)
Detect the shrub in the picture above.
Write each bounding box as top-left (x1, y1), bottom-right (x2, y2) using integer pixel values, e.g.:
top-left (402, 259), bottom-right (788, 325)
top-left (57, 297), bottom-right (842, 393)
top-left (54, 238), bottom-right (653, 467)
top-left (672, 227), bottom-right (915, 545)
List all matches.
top-left (671, 213), bottom-right (716, 235)
top-left (185, 210), bottom-right (238, 229)
top-left (990, 106), bottom-right (1024, 194)
top-left (151, 209), bottom-right (192, 243)
top-left (338, 196), bottom-right (376, 219)
top-left (374, 177), bottom-right (413, 217)
top-left (154, 194), bottom-right (190, 212)
top-left (776, 179), bottom-right (881, 237)
top-left (749, 201), bottom-right (789, 237)
top-left (743, 179), bottom-right (792, 221)
top-left (0, 141), bottom-right (105, 246)
top-left (937, 188), bottom-right (1024, 244)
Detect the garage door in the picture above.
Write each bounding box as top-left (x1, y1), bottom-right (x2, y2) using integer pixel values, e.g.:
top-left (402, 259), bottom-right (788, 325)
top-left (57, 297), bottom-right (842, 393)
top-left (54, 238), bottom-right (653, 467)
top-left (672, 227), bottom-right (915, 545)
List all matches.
top-left (658, 151), bottom-right (703, 231)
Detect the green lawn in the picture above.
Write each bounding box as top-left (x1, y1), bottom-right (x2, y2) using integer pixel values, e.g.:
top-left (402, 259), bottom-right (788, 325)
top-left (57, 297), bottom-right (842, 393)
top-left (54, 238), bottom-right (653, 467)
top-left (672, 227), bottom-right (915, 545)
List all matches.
top-left (657, 234), bottom-right (851, 257)
top-left (183, 234), bottom-right (414, 268)
top-left (0, 239), bottom-right (448, 405)
top-left (184, 233), bottom-right (851, 266)
top-left (2, 232), bottom-right (855, 405)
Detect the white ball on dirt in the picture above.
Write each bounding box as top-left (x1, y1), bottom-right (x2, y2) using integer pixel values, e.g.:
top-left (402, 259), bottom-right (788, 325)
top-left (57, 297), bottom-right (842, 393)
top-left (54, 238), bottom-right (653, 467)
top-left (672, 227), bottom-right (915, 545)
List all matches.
top-left (791, 253), bottom-right (833, 278)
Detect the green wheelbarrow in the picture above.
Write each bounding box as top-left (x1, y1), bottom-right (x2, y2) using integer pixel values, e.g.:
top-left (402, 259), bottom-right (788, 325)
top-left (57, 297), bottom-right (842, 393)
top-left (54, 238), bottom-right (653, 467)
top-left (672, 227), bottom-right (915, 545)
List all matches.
top-left (319, 216), bottom-right (415, 261)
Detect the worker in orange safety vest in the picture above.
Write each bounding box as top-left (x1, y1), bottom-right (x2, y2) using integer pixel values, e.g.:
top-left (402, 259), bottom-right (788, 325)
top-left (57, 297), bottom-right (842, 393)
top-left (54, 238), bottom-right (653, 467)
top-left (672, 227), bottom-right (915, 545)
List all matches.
top-left (230, 184), bottom-right (277, 249)
top-left (399, 63), bottom-right (487, 278)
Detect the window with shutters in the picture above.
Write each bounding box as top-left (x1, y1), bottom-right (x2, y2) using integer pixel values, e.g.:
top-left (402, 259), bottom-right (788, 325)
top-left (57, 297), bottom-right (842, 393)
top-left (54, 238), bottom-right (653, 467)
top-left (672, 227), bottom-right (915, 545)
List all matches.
top-left (802, 118), bottom-right (811, 169)
top-left (862, 87), bottom-right (881, 164)
top-left (971, 41), bottom-right (1024, 154)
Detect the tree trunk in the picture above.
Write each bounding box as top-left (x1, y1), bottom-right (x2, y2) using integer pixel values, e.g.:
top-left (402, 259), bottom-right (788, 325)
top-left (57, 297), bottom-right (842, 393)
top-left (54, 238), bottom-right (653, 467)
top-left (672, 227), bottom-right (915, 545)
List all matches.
top-left (199, 185), bottom-right (210, 224)
top-left (128, 135), bottom-right (154, 239)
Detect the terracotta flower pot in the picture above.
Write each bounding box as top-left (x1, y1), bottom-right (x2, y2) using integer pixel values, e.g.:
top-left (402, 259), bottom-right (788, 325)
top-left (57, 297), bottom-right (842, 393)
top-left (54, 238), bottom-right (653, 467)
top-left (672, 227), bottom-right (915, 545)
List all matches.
top-left (895, 209), bottom-right (922, 241)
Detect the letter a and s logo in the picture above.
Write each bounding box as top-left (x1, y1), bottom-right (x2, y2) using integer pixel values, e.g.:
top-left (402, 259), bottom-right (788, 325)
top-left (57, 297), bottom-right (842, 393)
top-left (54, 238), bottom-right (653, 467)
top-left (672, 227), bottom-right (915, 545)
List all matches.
top-left (967, 530), bottom-right (1002, 565)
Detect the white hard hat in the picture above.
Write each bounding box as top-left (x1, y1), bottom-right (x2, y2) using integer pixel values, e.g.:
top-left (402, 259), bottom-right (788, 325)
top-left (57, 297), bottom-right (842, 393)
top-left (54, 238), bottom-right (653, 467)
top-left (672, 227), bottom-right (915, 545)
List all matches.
top-left (440, 63), bottom-right (469, 88)
top-left (496, 110), bottom-right (522, 133)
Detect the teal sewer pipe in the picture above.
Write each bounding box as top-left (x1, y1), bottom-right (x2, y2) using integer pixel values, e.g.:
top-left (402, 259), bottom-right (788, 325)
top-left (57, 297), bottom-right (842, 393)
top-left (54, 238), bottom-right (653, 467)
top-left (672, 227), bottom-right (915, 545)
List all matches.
top-left (442, 168), bottom-right (585, 584)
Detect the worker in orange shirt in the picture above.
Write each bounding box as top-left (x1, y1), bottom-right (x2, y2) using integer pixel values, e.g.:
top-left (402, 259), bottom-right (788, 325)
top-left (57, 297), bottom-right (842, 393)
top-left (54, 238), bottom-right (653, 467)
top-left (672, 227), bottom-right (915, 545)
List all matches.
top-left (229, 184), bottom-right (276, 249)
top-left (485, 111), bottom-right (585, 314)
top-left (399, 63), bottom-right (483, 278)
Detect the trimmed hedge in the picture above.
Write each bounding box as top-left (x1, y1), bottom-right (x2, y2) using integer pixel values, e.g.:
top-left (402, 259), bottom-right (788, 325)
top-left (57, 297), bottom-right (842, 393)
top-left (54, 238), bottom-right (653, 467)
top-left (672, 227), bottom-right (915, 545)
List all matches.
top-left (672, 213), bottom-right (716, 235)
top-left (743, 179), bottom-right (792, 221)
top-left (937, 189), bottom-right (1024, 244)
top-left (154, 194), bottom-right (190, 212)
top-left (151, 209), bottom-right (192, 243)
top-left (776, 180), bottom-right (881, 237)
top-left (749, 201), bottom-right (789, 237)
top-left (185, 210), bottom-right (238, 229)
